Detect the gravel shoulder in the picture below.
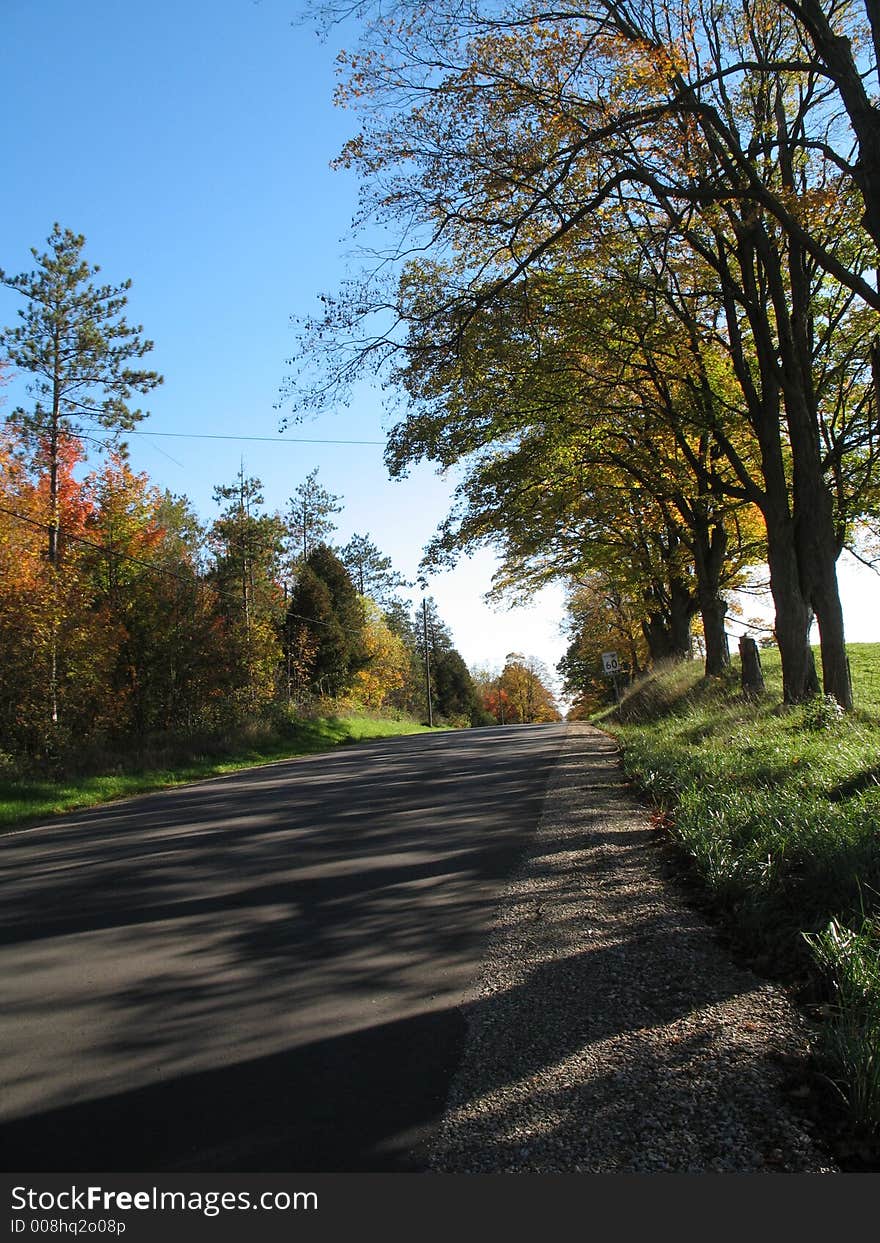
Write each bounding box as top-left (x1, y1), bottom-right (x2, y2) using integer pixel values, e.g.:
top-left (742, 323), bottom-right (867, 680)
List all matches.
top-left (426, 722), bottom-right (837, 1173)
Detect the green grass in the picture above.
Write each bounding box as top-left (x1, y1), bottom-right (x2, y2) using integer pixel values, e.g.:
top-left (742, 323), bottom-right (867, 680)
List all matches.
top-left (606, 643), bottom-right (880, 1140)
top-left (805, 916), bottom-right (880, 1133)
top-left (0, 712), bottom-right (441, 833)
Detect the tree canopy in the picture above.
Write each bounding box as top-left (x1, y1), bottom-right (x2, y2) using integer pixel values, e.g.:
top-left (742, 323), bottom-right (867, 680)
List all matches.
top-left (290, 0), bottom-right (880, 707)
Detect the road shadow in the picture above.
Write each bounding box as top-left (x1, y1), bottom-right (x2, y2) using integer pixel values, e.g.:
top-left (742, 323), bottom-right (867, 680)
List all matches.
top-left (0, 726), bottom-right (565, 1171)
top-left (0, 925), bottom-right (748, 1174)
top-left (0, 1006), bottom-right (466, 1172)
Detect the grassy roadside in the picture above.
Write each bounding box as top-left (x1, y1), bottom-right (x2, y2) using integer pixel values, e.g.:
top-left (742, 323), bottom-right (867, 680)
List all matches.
top-left (600, 645), bottom-right (880, 1161)
top-left (0, 713), bottom-right (441, 832)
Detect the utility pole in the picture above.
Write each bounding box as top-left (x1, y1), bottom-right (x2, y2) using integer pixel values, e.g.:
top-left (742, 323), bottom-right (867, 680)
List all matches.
top-left (422, 597), bottom-right (434, 727)
top-left (239, 459), bottom-right (251, 637)
top-left (283, 582), bottom-right (292, 707)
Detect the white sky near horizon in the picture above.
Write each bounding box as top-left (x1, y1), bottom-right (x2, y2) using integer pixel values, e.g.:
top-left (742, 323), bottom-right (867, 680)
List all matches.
top-left (1, 0), bottom-right (877, 707)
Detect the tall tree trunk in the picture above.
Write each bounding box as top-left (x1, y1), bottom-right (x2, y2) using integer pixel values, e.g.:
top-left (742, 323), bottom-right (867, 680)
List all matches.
top-left (726, 220), bottom-right (825, 703)
top-left (669, 576), bottom-right (695, 659)
top-left (785, 359), bottom-right (851, 705)
top-left (692, 518), bottom-right (730, 677)
top-left (641, 579), bottom-right (696, 662)
top-left (765, 506), bottom-right (820, 702)
top-left (767, 186), bottom-right (854, 709)
top-left (796, 504), bottom-right (853, 707)
top-left (700, 593), bottom-right (730, 677)
top-left (642, 611), bottom-right (674, 662)
top-left (813, 570), bottom-right (853, 708)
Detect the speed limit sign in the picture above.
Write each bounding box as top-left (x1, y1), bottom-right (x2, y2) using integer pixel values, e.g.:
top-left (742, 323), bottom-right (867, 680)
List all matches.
top-left (602, 651), bottom-right (620, 675)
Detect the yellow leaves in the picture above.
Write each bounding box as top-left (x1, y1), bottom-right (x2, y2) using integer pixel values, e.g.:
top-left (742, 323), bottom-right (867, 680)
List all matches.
top-left (783, 185), bottom-right (846, 226)
top-left (614, 37), bottom-right (691, 98)
top-left (352, 604), bottom-right (410, 709)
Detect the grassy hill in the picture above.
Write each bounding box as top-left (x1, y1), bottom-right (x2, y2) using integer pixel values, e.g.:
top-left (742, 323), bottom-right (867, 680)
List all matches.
top-left (603, 644), bottom-right (880, 1162)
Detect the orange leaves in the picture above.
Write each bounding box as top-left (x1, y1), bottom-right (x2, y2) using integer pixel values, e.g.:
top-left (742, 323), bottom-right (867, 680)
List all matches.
top-left (84, 452), bottom-right (168, 576)
top-left (0, 424), bottom-right (216, 752)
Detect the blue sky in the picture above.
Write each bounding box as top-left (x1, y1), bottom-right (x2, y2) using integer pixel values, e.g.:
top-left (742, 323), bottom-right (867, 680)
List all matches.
top-left (1, 0), bottom-right (876, 687)
top-left (1, 0), bottom-right (570, 684)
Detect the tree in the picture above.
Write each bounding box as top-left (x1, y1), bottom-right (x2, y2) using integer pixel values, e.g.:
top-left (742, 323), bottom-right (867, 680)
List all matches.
top-left (432, 647), bottom-right (481, 723)
top-left (339, 531), bottom-right (412, 602)
top-left (209, 468), bottom-right (286, 713)
top-left (559, 578), bottom-right (652, 717)
top-left (0, 427), bottom-right (121, 759)
top-left (496, 654), bottom-right (561, 724)
top-left (0, 224), bottom-right (162, 566)
top-left (211, 468), bottom-right (285, 630)
top-left (287, 468), bottom-right (343, 565)
top-left (351, 598), bottom-right (411, 708)
top-left (471, 654), bottom-right (561, 725)
top-left (286, 565), bottom-right (348, 698)
top-left (295, 0), bottom-right (879, 707)
top-left (287, 544), bottom-right (368, 697)
top-left (414, 596), bottom-right (454, 663)
top-left (0, 225), bottom-right (162, 727)
top-left (379, 596), bottom-right (431, 716)
top-left (82, 464), bottom-right (217, 736)
top-left (393, 248), bottom-right (767, 677)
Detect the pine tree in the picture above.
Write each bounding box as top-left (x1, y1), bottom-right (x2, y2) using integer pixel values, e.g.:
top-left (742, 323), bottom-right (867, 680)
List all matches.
top-left (0, 225), bottom-right (162, 728)
top-left (339, 532), bottom-right (411, 602)
top-left (432, 648), bottom-right (480, 724)
top-left (287, 544), bottom-right (368, 697)
top-left (287, 468), bottom-right (343, 565)
top-left (209, 469), bottom-right (286, 713)
top-left (0, 224), bottom-right (162, 566)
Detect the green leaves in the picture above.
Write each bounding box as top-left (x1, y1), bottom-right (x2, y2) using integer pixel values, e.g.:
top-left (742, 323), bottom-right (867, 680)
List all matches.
top-left (288, 545), bottom-right (369, 698)
top-left (0, 224), bottom-right (162, 438)
top-left (286, 468), bottom-right (343, 565)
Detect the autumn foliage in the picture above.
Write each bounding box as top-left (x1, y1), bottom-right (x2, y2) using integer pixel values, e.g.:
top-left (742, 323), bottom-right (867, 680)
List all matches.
top-left (294, 0), bottom-right (880, 711)
top-left (0, 426), bottom-right (491, 770)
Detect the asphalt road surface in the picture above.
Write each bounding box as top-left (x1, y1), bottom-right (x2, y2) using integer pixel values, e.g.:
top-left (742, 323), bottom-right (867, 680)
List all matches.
top-left (0, 723), bottom-right (566, 1172)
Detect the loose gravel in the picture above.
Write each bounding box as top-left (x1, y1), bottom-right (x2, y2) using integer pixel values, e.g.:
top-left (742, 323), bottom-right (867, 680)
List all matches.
top-left (426, 723), bottom-right (837, 1173)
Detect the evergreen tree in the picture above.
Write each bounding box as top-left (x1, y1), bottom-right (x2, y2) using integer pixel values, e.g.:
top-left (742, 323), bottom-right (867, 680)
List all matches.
top-left (210, 468), bottom-right (285, 631)
top-left (340, 532), bottom-right (412, 602)
top-left (414, 596), bottom-right (454, 661)
top-left (287, 468), bottom-right (343, 565)
top-left (288, 544), bottom-right (369, 697)
top-left (0, 225), bottom-right (162, 729)
top-left (287, 564), bottom-right (349, 697)
top-left (209, 469), bottom-right (286, 713)
top-left (432, 648), bottom-right (481, 724)
top-left (0, 224), bottom-right (162, 566)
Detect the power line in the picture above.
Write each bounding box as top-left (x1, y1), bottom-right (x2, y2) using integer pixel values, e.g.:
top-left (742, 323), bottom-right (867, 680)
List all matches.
top-left (0, 419), bottom-right (115, 454)
top-left (130, 430), bottom-right (385, 446)
top-left (0, 421), bottom-right (383, 602)
top-left (0, 419), bottom-right (385, 448)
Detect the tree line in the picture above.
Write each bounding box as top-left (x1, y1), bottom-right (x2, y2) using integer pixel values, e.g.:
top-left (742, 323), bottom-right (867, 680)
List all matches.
top-left (0, 226), bottom-right (562, 769)
top-left (294, 0), bottom-right (880, 712)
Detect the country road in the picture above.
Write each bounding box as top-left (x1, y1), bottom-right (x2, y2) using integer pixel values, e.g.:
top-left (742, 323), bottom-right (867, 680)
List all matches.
top-left (0, 723), bottom-right (566, 1173)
